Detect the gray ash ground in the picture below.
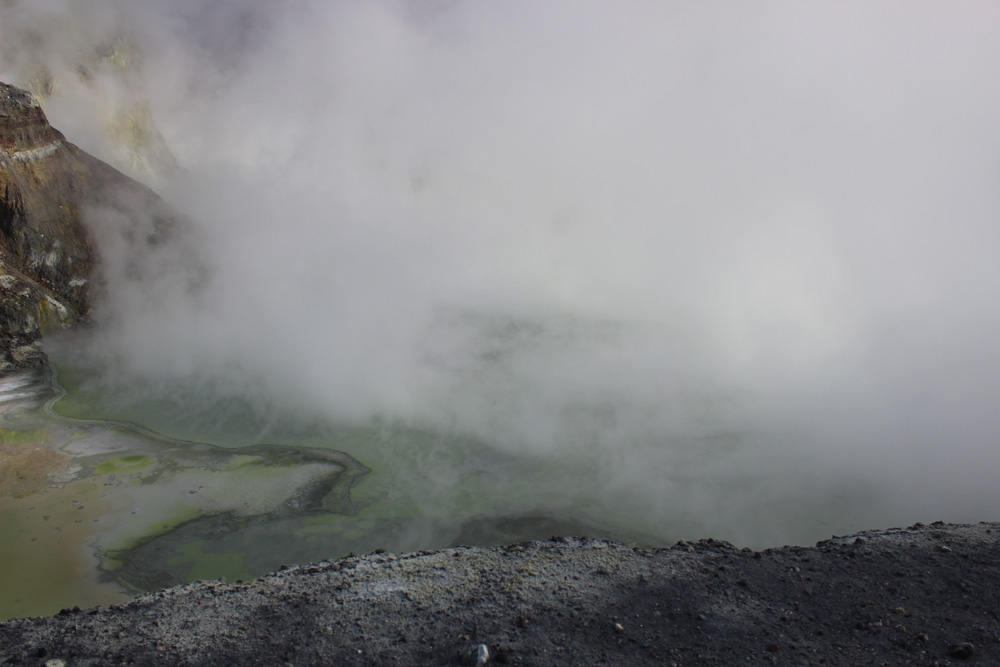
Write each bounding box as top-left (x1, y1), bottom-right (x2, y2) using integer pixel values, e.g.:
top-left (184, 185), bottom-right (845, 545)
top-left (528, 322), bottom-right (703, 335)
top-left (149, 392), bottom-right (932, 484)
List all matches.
top-left (2, 521), bottom-right (998, 665)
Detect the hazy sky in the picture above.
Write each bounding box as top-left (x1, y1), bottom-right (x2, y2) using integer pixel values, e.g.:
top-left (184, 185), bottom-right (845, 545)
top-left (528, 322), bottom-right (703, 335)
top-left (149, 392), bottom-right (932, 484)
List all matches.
top-left (3, 1), bottom-right (1000, 543)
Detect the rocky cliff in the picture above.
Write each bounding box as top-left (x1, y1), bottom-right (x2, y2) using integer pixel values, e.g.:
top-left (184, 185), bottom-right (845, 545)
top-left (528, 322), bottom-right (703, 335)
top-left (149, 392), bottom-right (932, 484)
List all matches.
top-left (0, 81), bottom-right (171, 371)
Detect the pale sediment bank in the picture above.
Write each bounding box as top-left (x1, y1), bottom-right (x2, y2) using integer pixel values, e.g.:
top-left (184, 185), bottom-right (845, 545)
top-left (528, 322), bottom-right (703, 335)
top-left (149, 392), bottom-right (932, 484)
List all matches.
top-left (1, 521), bottom-right (997, 665)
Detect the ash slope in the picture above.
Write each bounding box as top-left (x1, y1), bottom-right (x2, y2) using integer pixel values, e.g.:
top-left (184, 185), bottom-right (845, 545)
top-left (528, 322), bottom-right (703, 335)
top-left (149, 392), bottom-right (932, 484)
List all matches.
top-left (1, 522), bottom-right (997, 665)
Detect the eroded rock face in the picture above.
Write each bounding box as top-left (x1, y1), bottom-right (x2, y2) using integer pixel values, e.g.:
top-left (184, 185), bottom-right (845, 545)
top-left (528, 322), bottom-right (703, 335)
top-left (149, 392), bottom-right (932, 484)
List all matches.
top-left (0, 81), bottom-right (172, 371)
top-left (0, 84), bottom-right (65, 151)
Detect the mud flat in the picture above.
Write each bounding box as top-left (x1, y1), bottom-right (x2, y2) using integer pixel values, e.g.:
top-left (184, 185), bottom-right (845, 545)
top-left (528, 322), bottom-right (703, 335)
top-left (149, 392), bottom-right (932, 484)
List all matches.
top-left (1, 521), bottom-right (997, 665)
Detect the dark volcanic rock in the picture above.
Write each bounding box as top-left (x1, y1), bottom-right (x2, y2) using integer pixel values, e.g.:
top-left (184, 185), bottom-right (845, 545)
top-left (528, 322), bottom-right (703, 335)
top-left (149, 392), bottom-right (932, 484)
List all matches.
top-left (1, 522), bottom-right (998, 665)
top-left (0, 84), bottom-right (64, 151)
top-left (0, 81), bottom-right (173, 371)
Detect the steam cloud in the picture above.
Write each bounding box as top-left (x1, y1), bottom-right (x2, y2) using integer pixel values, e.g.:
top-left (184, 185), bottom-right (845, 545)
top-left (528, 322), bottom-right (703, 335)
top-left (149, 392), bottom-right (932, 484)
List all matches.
top-left (3, 1), bottom-right (1000, 545)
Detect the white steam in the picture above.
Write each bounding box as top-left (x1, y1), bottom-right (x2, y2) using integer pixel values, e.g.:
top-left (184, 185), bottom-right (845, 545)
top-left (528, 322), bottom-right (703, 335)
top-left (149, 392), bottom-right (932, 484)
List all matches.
top-left (4, 1), bottom-right (1000, 544)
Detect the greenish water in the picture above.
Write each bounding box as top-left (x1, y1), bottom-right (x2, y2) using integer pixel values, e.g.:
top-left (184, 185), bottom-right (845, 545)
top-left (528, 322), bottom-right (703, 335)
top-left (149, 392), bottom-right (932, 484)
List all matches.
top-left (0, 357), bottom-right (657, 620)
top-left (0, 326), bottom-right (886, 621)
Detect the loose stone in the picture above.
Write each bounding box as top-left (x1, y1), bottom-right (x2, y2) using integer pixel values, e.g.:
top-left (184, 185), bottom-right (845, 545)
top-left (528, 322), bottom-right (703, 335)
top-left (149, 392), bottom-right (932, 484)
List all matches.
top-left (950, 643), bottom-right (975, 659)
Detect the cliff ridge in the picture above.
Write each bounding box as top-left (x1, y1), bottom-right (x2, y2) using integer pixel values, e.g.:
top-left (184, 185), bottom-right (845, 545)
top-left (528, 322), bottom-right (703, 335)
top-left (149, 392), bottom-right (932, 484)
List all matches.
top-left (0, 81), bottom-right (172, 371)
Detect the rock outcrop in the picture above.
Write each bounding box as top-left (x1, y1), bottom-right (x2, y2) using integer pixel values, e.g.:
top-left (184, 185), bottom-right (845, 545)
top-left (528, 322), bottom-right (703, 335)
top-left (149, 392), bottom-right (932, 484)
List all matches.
top-left (0, 81), bottom-right (171, 371)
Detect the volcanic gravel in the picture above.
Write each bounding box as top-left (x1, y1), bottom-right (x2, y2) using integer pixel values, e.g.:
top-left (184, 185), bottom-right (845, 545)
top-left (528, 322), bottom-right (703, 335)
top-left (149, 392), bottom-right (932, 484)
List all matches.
top-left (1, 521), bottom-right (998, 665)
